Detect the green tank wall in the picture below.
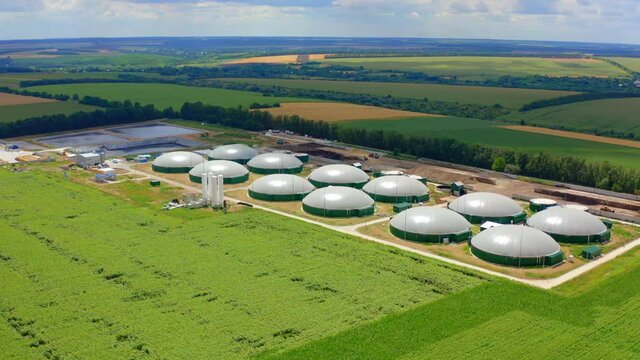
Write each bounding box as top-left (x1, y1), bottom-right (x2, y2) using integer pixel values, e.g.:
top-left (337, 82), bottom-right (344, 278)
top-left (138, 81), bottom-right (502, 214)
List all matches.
top-left (249, 165), bottom-right (303, 175)
top-left (545, 229), bottom-right (611, 244)
top-left (302, 204), bottom-right (374, 218)
top-left (208, 157), bottom-right (250, 165)
top-left (470, 244), bottom-right (564, 267)
top-left (458, 211), bottom-right (527, 225)
top-left (390, 225), bottom-right (471, 243)
top-left (151, 165), bottom-right (193, 174)
top-left (365, 192), bottom-right (429, 204)
top-left (189, 173), bottom-right (249, 184)
top-left (248, 189), bottom-right (310, 202)
top-left (309, 179), bottom-right (368, 189)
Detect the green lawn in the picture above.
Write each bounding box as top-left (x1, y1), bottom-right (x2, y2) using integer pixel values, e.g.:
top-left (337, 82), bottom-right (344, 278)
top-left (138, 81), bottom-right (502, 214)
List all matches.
top-left (221, 78), bottom-right (577, 109)
top-left (342, 117), bottom-right (640, 168)
top-left (0, 169), bottom-right (484, 359)
top-left (606, 57), bottom-right (640, 72)
top-left (28, 83), bottom-right (319, 110)
top-left (0, 102), bottom-right (98, 123)
top-left (324, 56), bottom-right (628, 80)
top-left (510, 98), bottom-right (640, 138)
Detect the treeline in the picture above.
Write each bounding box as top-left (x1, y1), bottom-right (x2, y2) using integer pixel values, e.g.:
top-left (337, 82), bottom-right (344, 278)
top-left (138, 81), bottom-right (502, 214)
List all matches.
top-left (0, 86), bottom-right (70, 101)
top-left (19, 74), bottom-right (174, 87)
top-left (200, 80), bottom-right (510, 120)
top-left (520, 92), bottom-right (640, 111)
top-left (180, 101), bottom-right (640, 194)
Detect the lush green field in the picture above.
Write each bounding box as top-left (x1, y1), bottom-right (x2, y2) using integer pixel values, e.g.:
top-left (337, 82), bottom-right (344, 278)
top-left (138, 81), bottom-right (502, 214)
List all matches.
top-left (266, 245), bottom-right (640, 359)
top-left (0, 72), bottom-right (181, 89)
top-left (606, 57), bottom-right (640, 72)
top-left (0, 102), bottom-right (98, 123)
top-left (324, 56), bottom-right (628, 79)
top-left (222, 78), bottom-right (577, 109)
top-left (342, 117), bottom-right (640, 168)
top-left (0, 169), bottom-right (484, 359)
top-left (12, 53), bottom-right (183, 68)
top-left (511, 98), bottom-right (640, 137)
top-left (28, 83), bottom-right (318, 110)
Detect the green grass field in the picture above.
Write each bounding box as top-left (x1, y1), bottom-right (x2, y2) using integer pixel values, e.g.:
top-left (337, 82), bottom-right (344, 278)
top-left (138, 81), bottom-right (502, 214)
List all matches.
top-left (0, 169), bottom-right (484, 359)
top-left (324, 56), bottom-right (628, 79)
top-left (606, 57), bottom-right (640, 72)
top-left (510, 98), bottom-right (640, 137)
top-left (342, 117), bottom-right (640, 168)
top-left (28, 83), bottom-right (319, 110)
top-left (266, 245), bottom-right (640, 359)
top-left (12, 53), bottom-right (183, 68)
top-left (222, 78), bottom-right (577, 109)
top-left (0, 102), bottom-right (98, 123)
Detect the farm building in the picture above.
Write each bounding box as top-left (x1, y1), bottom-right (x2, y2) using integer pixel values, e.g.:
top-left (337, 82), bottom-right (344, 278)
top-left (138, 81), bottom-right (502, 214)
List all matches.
top-left (308, 164), bottom-right (369, 188)
top-left (76, 152), bottom-right (104, 168)
top-left (189, 160), bottom-right (249, 184)
top-left (390, 207), bottom-right (472, 243)
top-left (152, 151), bottom-right (205, 173)
top-left (526, 207), bottom-right (611, 243)
top-left (247, 153), bottom-right (304, 174)
top-left (529, 198), bottom-right (558, 212)
top-left (448, 192), bottom-right (526, 224)
top-left (302, 186), bottom-right (375, 218)
top-left (208, 144), bottom-right (258, 164)
top-left (248, 174), bottom-right (314, 201)
top-left (363, 175), bottom-right (429, 203)
top-left (470, 225), bottom-right (564, 267)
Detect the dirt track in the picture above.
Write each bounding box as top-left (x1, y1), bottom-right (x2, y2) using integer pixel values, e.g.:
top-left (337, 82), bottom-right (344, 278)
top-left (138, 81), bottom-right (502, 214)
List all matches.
top-left (0, 93), bottom-right (57, 106)
top-left (263, 102), bottom-right (434, 122)
top-left (501, 125), bottom-right (640, 149)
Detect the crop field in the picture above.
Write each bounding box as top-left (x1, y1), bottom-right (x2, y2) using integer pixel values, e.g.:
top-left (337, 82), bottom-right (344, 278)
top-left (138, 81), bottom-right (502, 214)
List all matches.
top-left (0, 102), bottom-right (98, 123)
top-left (28, 83), bottom-right (319, 110)
top-left (265, 245), bottom-right (640, 359)
top-left (341, 117), bottom-right (640, 168)
top-left (261, 102), bottom-right (429, 122)
top-left (0, 169), bottom-right (485, 359)
top-left (606, 57), bottom-right (640, 72)
top-left (222, 78), bottom-right (578, 109)
top-left (511, 98), bottom-right (640, 138)
top-left (225, 54), bottom-right (329, 65)
top-left (11, 53), bottom-right (184, 68)
top-left (501, 125), bottom-right (640, 149)
top-left (0, 93), bottom-right (56, 106)
top-left (324, 56), bottom-right (628, 79)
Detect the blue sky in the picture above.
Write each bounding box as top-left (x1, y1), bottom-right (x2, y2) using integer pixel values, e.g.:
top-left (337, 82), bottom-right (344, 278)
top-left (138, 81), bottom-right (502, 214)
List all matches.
top-left (0, 0), bottom-right (638, 44)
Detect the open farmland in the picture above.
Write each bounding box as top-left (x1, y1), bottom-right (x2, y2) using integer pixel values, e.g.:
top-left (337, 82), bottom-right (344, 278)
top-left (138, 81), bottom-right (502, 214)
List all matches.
top-left (0, 169), bottom-right (484, 359)
top-left (324, 56), bottom-right (628, 79)
top-left (0, 102), bottom-right (98, 123)
top-left (261, 102), bottom-right (429, 122)
top-left (511, 98), bottom-right (640, 138)
top-left (606, 57), bottom-right (640, 72)
top-left (11, 53), bottom-right (183, 68)
top-left (225, 54), bottom-right (329, 65)
top-left (501, 125), bottom-right (640, 149)
top-left (28, 83), bottom-right (319, 110)
top-left (222, 78), bottom-right (578, 109)
top-left (341, 117), bottom-right (640, 168)
top-left (267, 246), bottom-right (640, 359)
top-left (0, 93), bottom-right (56, 106)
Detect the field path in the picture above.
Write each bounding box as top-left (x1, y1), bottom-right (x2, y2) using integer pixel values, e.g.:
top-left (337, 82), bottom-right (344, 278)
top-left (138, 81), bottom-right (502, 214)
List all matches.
top-left (501, 125), bottom-right (640, 149)
top-left (112, 161), bottom-right (639, 290)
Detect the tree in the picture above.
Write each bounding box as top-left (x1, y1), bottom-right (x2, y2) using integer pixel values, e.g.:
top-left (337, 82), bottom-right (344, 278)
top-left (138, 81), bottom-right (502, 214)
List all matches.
top-left (491, 156), bottom-right (506, 172)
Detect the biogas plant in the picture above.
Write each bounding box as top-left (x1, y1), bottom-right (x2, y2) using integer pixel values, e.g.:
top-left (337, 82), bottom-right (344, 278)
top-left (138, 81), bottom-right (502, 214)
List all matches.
top-left (140, 142), bottom-right (623, 271)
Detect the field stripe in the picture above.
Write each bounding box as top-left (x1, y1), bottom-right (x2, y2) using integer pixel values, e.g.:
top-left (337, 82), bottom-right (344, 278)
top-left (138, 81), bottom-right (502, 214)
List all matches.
top-left (500, 125), bottom-right (640, 149)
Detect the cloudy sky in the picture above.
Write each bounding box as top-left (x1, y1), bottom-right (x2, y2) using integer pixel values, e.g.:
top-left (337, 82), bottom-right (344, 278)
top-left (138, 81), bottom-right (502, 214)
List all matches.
top-left (0, 0), bottom-right (638, 44)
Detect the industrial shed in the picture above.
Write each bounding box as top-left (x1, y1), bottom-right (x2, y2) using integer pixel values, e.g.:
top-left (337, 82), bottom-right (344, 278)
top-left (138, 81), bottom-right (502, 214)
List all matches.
top-left (189, 160), bottom-right (249, 184)
top-left (302, 186), bottom-right (375, 218)
top-left (248, 174), bottom-right (314, 201)
top-left (208, 144), bottom-right (258, 164)
top-left (152, 151), bottom-right (205, 173)
top-left (448, 192), bottom-right (526, 224)
top-left (390, 207), bottom-right (472, 243)
top-left (526, 207), bottom-right (611, 243)
top-left (363, 175), bottom-right (429, 203)
top-left (247, 153), bottom-right (304, 174)
top-left (470, 225), bottom-right (564, 267)
top-left (308, 164), bottom-right (369, 188)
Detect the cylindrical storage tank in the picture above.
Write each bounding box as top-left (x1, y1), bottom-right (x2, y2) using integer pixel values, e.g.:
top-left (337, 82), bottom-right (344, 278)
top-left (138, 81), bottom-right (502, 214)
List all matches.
top-left (248, 174), bottom-right (314, 201)
top-left (390, 207), bottom-right (471, 243)
top-left (294, 153), bottom-right (309, 163)
top-left (151, 151), bottom-right (205, 173)
top-left (363, 175), bottom-right (429, 203)
top-left (302, 186), bottom-right (375, 218)
top-left (529, 198), bottom-right (558, 212)
top-left (448, 192), bottom-right (526, 224)
top-left (526, 207), bottom-right (610, 243)
top-left (470, 225), bottom-right (564, 267)
top-left (247, 153), bottom-right (303, 174)
top-left (208, 144), bottom-right (258, 164)
top-left (308, 164), bottom-right (369, 189)
top-left (189, 160), bottom-right (249, 184)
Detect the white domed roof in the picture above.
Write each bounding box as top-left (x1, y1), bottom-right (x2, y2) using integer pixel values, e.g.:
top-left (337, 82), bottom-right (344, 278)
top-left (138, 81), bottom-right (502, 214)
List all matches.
top-left (189, 160), bottom-right (248, 179)
top-left (308, 164), bottom-right (369, 185)
top-left (152, 151), bottom-right (205, 169)
top-left (526, 207), bottom-right (607, 236)
top-left (363, 175), bottom-right (428, 197)
top-left (448, 192), bottom-right (523, 217)
top-left (303, 186), bottom-right (374, 211)
top-left (391, 207), bottom-right (470, 235)
top-left (471, 225), bottom-right (560, 258)
top-left (209, 144), bottom-right (258, 161)
top-left (248, 153), bottom-right (303, 170)
top-left (249, 174), bottom-right (314, 195)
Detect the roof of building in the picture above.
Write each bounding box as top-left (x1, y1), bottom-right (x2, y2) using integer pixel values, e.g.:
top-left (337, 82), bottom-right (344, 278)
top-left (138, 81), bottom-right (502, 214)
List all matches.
top-left (390, 207), bottom-right (470, 235)
top-left (308, 164), bottom-right (369, 184)
top-left (249, 174), bottom-right (314, 195)
top-left (152, 151), bottom-right (205, 168)
top-left (471, 225), bottom-right (561, 258)
top-left (302, 186), bottom-right (374, 210)
top-left (189, 160), bottom-right (248, 179)
top-left (247, 153), bottom-right (303, 170)
top-left (448, 192), bottom-right (523, 217)
top-left (526, 207), bottom-right (607, 236)
top-left (209, 144), bottom-right (258, 161)
top-left (363, 175), bottom-right (428, 197)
